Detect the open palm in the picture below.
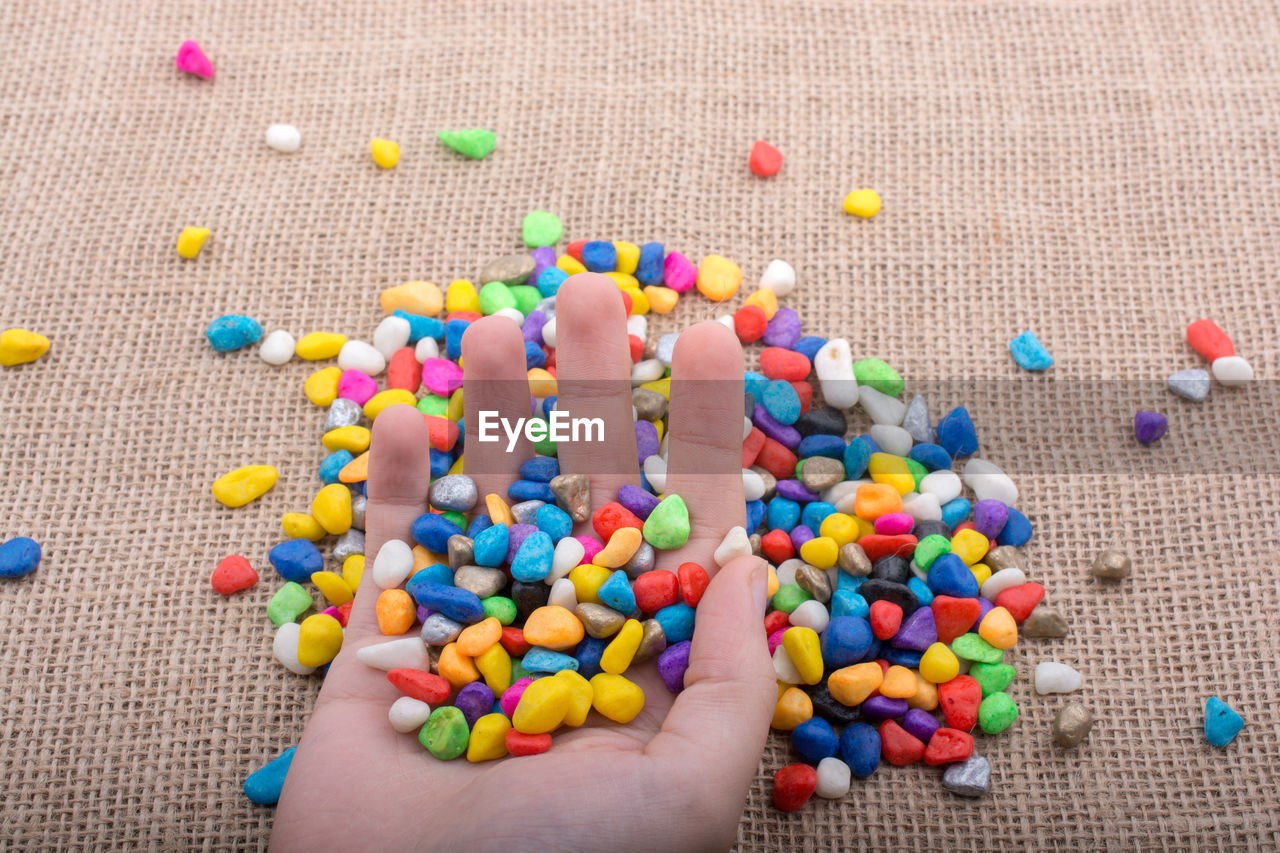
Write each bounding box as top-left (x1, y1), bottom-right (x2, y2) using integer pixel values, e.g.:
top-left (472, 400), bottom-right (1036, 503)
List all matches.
top-left (273, 274), bottom-right (776, 852)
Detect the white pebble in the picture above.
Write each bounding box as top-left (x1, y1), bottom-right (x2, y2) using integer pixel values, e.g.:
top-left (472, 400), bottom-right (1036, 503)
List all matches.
top-left (258, 329), bottom-right (296, 366)
top-left (919, 470), bottom-right (963, 504)
top-left (869, 424), bottom-right (913, 457)
top-left (626, 315), bottom-right (647, 340)
top-left (909, 560), bottom-right (928, 582)
top-left (858, 386), bottom-right (907, 425)
top-left (272, 622), bottom-right (316, 675)
top-left (821, 480), bottom-right (861, 507)
top-left (742, 468), bottom-right (766, 501)
top-left (338, 340), bottom-right (386, 375)
top-left (372, 539), bottom-right (415, 589)
top-left (388, 697), bottom-right (432, 733)
top-left (492, 307), bottom-right (525, 325)
top-left (832, 482), bottom-right (871, 515)
top-left (1211, 355), bottom-right (1253, 386)
top-left (715, 313), bottom-right (736, 331)
top-left (901, 491), bottom-right (942, 522)
top-left (775, 559), bottom-right (803, 587)
top-left (642, 455), bottom-right (667, 492)
top-left (815, 338), bottom-right (859, 408)
top-left (758, 259), bottom-right (796, 296)
top-left (742, 416), bottom-right (754, 440)
top-left (372, 315), bottom-right (412, 361)
top-left (547, 537), bottom-right (585, 584)
top-left (265, 123), bottom-right (302, 153)
top-left (789, 599), bottom-right (830, 633)
top-left (772, 644), bottom-right (803, 684)
top-left (548, 576), bottom-right (578, 610)
top-left (632, 358), bottom-right (664, 383)
top-left (356, 637), bottom-right (431, 671)
top-left (1034, 661), bottom-right (1083, 694)
top-left (414, 337), bottom-right (439, 362)
top-left (713, 526), bottom-right (752, 567)
top-left (955, 657), bottom-right (971, 675)
top-left (815, 757), bottom-right (851, 798)
top-left (981, 567), bottom-right (1026, 601)
top-left (963, 458), bottom-right (1019, 506)
top-left (541, 317), bottom-right (557, 348)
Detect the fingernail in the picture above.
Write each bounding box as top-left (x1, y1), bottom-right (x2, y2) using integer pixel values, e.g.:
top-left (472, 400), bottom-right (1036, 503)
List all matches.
top-left (748, 560), bottom-right (768, 618)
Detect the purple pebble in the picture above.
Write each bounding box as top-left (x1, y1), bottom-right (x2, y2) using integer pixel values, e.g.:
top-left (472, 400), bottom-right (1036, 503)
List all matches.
top-left (776, 479), bottom-right (821, 503)
top-left (522, 309), bottom-right (546, 345)
top-left (752, 404), bottom-right (802, 449)
top-left (506, 523), bottom-right (538, 564)
top-left (455, 682), bottom-right (496, 728)
top-left (1134, 410), bottom-right (1168, 445)
top-left (635, 420), bottom-right (660, 465)
top-left (416, 605), bottom-right (432, 624)
top-left (971, 499), bottom-right (1009, 539)
top-left (890, 606), bottom-right (938, 651)
top-left (902, 708), bottom-right (941, 742)
top-left (761, 307), bottom-right (802, 349)
top-left (658, 640), bottom-right (692, 693)
top-left (530, 246), bottom-right (556, 281)
top-left (861, 694), bottom-right (909, 721)
top-left (617, 484), bottom-right (661, 520)
top-left (789, 525), bottom-right (815, 551)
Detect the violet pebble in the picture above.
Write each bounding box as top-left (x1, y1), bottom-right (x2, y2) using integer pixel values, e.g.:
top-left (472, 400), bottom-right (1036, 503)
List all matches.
top-left (1133, 411), bottom-right (1168, 445)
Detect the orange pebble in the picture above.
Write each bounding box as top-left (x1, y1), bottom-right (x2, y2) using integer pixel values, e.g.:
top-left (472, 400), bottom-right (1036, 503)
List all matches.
top-left (853, 483), bottom-right (902, 520)
top-left (338, 451), bottom-right (370, 483)
top-left (486, 494), bottom-right (514, 526)
top-left (827, 662), bottom-right (884, 706)
top-left (771, 686), bottom-right (813, 730)
top-left (907, 672), bottom-right (940, 710)
top-left (978, 606), bottom-right (1019, 650)
top-left (375, 588), bottom-right (415, 635)
top-left (457, 616), bottom-right (502, 657)
top-left (879, 665), bottom-right (919, 699)
top-left (437, 642), bottom-right (480, 690)
top-left (521, 605), bottom-right (586, 651)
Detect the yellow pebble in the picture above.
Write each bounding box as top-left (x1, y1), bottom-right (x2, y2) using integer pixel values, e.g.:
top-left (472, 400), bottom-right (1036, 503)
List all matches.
top-left (593, 527), bottom-right (643, 568)
top-left (322, 426), bottom-right (371, 454)
top-left (951, 528), bottom-right (990, 566)
top-left (445, 279), bottom-right (481, 313)
top-left (567, 563), bottom-right (611, 606)
top-left (380, 281), bottom-right (443, 316)
top-left (176, 226), bottom-right (211, 259)
top-left (880, 665), bottom-right (918, 699)
top-left (513, 674), bottom-right (571, 734)
top-left (639, 377), bottom-right (671, 398)
top-left (798, 536), bottom-right (838, 570)
top-left (0, 329), bottom-right (51, 367)
top-left (620, 286), bottom-right (649, 315)
top-left (818, 513), bottom-right (858, 547)
top-left (868, 453), bottom-right (915, 495)
top-left (376, 588), bottom-right (415, 635)
top-left (588, 673), bottom-right (645, 724)
top-left (370, 137), bottom-right (400, 169)
top-left (853, 516), bottom-right (876, 540)
top-left (363, 389), bottom-right (416, 421)
top-left (642, 286), bottom-right (679, 315)
top-left (311, 483), bottom-right (352, 535)
top-left (446, 388), bottom-right (465, 422)
top-left (522, 605), bottom-right (586, 651)
top-left (604, 271), bottom-right (639, 289)
top-left (475, 642), bottom-right (512, 695)
top-left (303, 367), bottom-right (342, 406)
top-left (437, 642), bottom-right (480, 690)
top-left (907, 671), bottom-right (940, 710)
top-left (782, 627), bottom-right (823, 685)
top-left (556, 254), bottom-right (587, 275)
top-left (743, 288), bottom-right (779, 320)
top-left (766, 565), bottom-right (780, 598)
top-left (696, 254), bottom-right (743, 302)
top-left (771, 686), bottom-right (813, 730)
top-left (601, 619), bottom-right (643, 674)
top-left (338, 451), bottom-right (368, 484)
top-left (978, 606), bottom-right (1018, 650)
top-left (485, 494), bottom-right (514, 526)
top-left (296, 614), bottom-right (343, 668)
top-left (310, 571), bottom-right (354, 606)
top-left (842, 188), bottom-right (882, 218)
top-left (466, 713), bottom-right (511, 763)
top-left (281, 512), bottom-right (325, 541)
top-left (211, 465), bottom-right (278, 508)
top-left (970, 562), bottom-right (992, 587)
top-left (919, 641), bottom-right (960, 684)
top-left (613, 241), bottom-right (640, 274)
top-left (448, 454), bottom-right (465, 475)
top-left (457, 617), bottom-right (502, 657)
top-left (527, 368), bottom-right (557, 398)
top-left (342, 554), bottom-right (364, 590)
top-left (296, 332), bottom-right (347, 361)
top-left (555, 670), bottom-right (594, 726)
top-left (828, 662), bottom-right (884, 706)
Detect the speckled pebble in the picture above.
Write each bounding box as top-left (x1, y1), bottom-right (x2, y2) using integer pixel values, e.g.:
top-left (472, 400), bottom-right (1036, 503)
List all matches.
top-left (1091, 548), bottom-right (1130, 580)
top-left (1167, 368), bottom-right (1210, 402)
top-left (1052, 701), bottom-right (1093, 747)
top-left (429, 475), bottom-right (479, 513)
top-left (1021, 608), bottom-right (1069, 638)
top-left (941, 753), bottom-right (990, 797)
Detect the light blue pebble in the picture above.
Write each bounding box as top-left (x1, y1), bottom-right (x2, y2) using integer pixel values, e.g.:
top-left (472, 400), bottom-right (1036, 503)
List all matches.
top-left (244, 746), bottom-right (296, 805)
top-left (509, 531), bottom-right (553, 582)
top-left (0, 537), bottom-right (42, 578)
top-left (843, 437), bottom-right (872, 479)
top-left (206, 315), bottom-right (262, 352)
top-left (907, 576), bottom-right (934, 605)
top-left (522, 647), bottom-right (579, 673)
top-left (800, 501), bottom-right (837, 533)
top-left (318, 449), bottom-right (354, 484)
top-left (537, 266), bottom-right (569, 298)
top-left (535, 503), bottom-right (573, 543)
top-left (1204, 696), bottom-right (1244, 747)
top-left (472, 523), bottom-right (510, 567)
top-left (761, 380), bottom-right (801, 425)
top-left (743, 371), bottom-right (768, 400)
top-left (767, 497), bottom-right (801, 532)
top-left (1009, 330), bottom-right (1053, 371)
top-left (406, 564), bottom-right (454, 600)
top-left (597, 570), bottom-right (637, 614)
top-left (830, 589), bottom-right (869, 619)
top-left (836, 572), bottom-right (866, 593)
top-left (654, 602), bottom-right (696, 644)
top-left (941, 497), bottom-right (972, 529)
top-left (392, 309), bottom-right (445, 342)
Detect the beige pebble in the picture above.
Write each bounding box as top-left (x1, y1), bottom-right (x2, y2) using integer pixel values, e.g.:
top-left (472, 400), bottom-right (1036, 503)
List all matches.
top-left (550, 473), bottom-right (591, 523)
top-left (838, 542), bottom-right (872, 577)
top-left (633, 619), bottom-right (668, 663)
top-left (575, 603), bottom-right (626, 639)
top-left (1091, 548), bottom-right (1131, 580)
top-left (1022, 608), bottom-right (1069, 638)
top-left (984, 545), bottom-right (1022, 572)
top-left (1052, 701), bottom-right (1093, 747)
top-left (796, 563), bottom-right (832, 604)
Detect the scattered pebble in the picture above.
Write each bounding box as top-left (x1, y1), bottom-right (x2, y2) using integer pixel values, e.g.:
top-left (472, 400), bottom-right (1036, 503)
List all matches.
top-left (1091, 547), bottom-right (1130, 580)
top-left (749, 140), bottom-right (783, 177)
top-left (243, 746), bottom-right (296, 805)
top-left (174, 40), bottom-right (214, 79)
top-left (370, 138), bottom-right (400, 169)
top-left (1008, 330), bottom-right (1053, 371)
top-left (438, 128), bottom-right (496, 160)
top-left (521, 210), bottom-right (563, 248)
top-left (177, 226), bottom-right (211, 259)
top-left (0, 537), bottom-right (42, 578)
top-left (842, 188), bottom-right (882, 218)
top-left (1204, 696), bottom-right (1244, 747)
top-left (1211, 355), bottom-right (1253, 386)
top-left (1021, 608), bottom-right (1069, 638)
top-left (941, 754), bottom-right (990, 797)
top-left (1133, 410), bottom-right (1167, 445)
top-left (1033, 661), bottom-right (1082, 694)
top-left (211, 464), bottom-right (279, 508)
top-left (1166, 368), bottom-right (1210, 402)
top-left (1185, 319), bottom-right (1234, 362)
top-left (1052, 702), bottom-right (1093, 747)
top-left (0, 329), bottom-right (51, 367)
top-left (211, 554), bottom-right (258, 594)
top-left (259, 330), bottom-right (296, 366)
top-left (265, 124), bottom-right (301, 153)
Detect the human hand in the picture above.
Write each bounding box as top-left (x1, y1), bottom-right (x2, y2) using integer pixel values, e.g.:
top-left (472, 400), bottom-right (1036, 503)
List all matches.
top-left (273, 273), bottom-right (775, 852)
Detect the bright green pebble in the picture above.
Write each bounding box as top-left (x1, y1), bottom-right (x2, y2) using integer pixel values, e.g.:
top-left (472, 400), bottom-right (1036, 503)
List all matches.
top-left (440, 510), bottom-right (467, 529)
top-left (952, 632), bottom-right (1004, 664)
top-left (771, 583), bottom-right (813, 614)
top-left (510, 656), bottom-right (533, 682)
top-left (420, 706), bottom-right (470, 759)
top-left (913, 534), bottom-right (951, 570)
top-left (970, 661), bottom-right (1017, 697)
top-left (417, 395), bottom-right (448, 417)
top-left (978, 692), bottom-right (1019, 734)
top-left (510, 285), bottom-right (541, 316)
top-left (852, 358), bottom-right (903, 397)
top-left (904, 457), bottom-right (927, 490)
top-left (530, 419), bottom-right (557, 456)
top-left (478, 281), bottom-right (516, 315)
top-left (522, 210), bottom-right (563, 248)
top-left (643, 495), bottom-right (691, 549)
top-left (438, 128), bottom-right (496, 160)
top-left (482, 595), bottom-right (517, 625)
top-left (266, 582), bottom-right (313, 627)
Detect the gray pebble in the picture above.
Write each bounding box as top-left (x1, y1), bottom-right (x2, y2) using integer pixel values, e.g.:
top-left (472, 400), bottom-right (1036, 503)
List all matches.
top-left (479, 253), bottom-right (535, 286)
top-left (429, 475), bottom-right (478, 513)
top-left (796, 563), bottom-right (832, 603)
top-left (838, 543), bottom-right (872, 577)
top-left (511, 500), bottom-right (545, 525)
top-left (1167, 368), bottom-right (1211, 402)
top-left (984, 545), bottom-right (1021, 572)
top-left (901, 394), bottom-right (933, 444)
top-left (622, 540), bottom-right (655, 579)
top-left (800, 457), bottom-right (845, 492)
top-left (749, 533), bottom-right (763, 556)
top-left (447, 535), bottom-right (474, 571)
top-left (1091, 547), bottom-right (1131, 580)
top-left (632, 388), bottom-right (668, 421)
top-left (750, 465), bottom-right (778, 500)
top-left (634, 619), bottom-right (667, 663)
top-left (331, 529), bottom-right (364, 562)
top-left (350, 493), bottom-right (367, 530)
top-left (325, 398), bottom-right (363, 431)
top-left (536, 296), bottom-right (556, 316)
top-left (942, 754), bottom-right (991, 797)
top-left (454, 565), bottom-right (507, 599)
top-left (549, 473), bottom-right (590, 523)
top-left (420, 612), bottom-right (463, 646)
top-left (1052, 701), bottom-right (1093, 747)
top-left (1022, 608), bottom-right (1069, 638)
top-left (655, 333), bottom-right (681, 366)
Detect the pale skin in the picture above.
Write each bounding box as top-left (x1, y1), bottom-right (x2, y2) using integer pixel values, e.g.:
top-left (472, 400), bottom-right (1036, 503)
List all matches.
top-left (272, 274), bottom-right (777, 852)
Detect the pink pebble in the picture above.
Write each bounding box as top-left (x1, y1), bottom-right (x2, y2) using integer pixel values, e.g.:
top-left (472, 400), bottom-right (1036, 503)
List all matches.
top-left (874, 513), bottom-right (915, 536)
top-left (576, 535), bottom-right (604, 564)
top-left (767, 627), bottom-right (788, 656)
top-left (663, 251), bottom-right (697, 292)
top-left (321, 606), bottom-right (341, 619)
top-left (174, 40), bottom-right (215, 79)
top-left (499, 677), bottom-right (534, 717)
top-left (422, 358), bottom-right (464, 396)
top-left (338, 369), bottom-right (377, 405)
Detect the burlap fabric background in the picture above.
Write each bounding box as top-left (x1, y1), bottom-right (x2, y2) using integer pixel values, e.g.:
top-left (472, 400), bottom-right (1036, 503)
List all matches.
top-left (1, 0), bottom-right (1278, 849)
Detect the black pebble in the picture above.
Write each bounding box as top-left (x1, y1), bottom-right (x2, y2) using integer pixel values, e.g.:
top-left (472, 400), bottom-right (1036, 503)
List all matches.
top-left (871, 555), bottom-right (910, 584)
top-left (858, 578), bottom-right (919, 616)
top-left (511, 581), bottom-right (549, 620)
top-left (795, 406), bottom-right (847, 438)
top-left (744, 393), bottom-right (756, 418)
top-left (807, 682), bottom-right (861, 726)
top-left (913, 520), bottom-right (952, 540)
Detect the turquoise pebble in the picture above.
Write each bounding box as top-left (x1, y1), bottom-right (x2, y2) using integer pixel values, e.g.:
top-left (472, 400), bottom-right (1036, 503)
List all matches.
top-left (472, 523), bottom-right (510, 567)
top-left (830, 589), bottom-right (869, 619)
top-left (206, 315), bottom-right (263, 352)
top-left (907, 576), bottom-right (933, 605)
top-left (597, 570), bottom-right (637, 614)
top-left (654, 602), bottom-right (695, 643)
top-left (761, 380), bottom-right (801, 425)
top-left (941, 497), bottom-right (972, 529)
top-left (318, 449), bottom-right (354, 484)
top-left (743, 371), bottom-right (768, 400)
top-left (537, 267), bottom-right (568, 298)
top-left (1204, 696), bottom-right (1244, 747)
top-left (244, 746), bottom-right (296, 805)
top-left (510, 531), bottom-right (553, 582)
top-left (522, 647), bottom-right (579, 672)
top-left (1009, 330), bottom-right (1053, 371)
top-left (0, 537), bottom-right (41, 578)
top-left (534, 503), bottom-right (573, 542)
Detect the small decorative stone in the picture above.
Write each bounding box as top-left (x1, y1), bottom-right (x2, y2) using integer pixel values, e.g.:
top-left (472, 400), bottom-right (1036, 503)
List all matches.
top-left (478, 253), bottom-right (535, 286)
top-left (1167, 368), bottom-right (1210, 402)
top-left (325, 398), bottom-right (363, 431)
top-left (983, 545), bottom-right (1021, 572)
top-left (521, 210), bottom-right (562, 248)
top-left (351, 493), bottom-right (367, 530)
top-left (1034, 661), bottom-right (1083, 694)
top-left (1204, 696), bottom-right (1244, 747)
top-left (632, 388), bottom-right (668, 421)
top-left (574, 603), bottom-right (626, 639)
top-left (796, 563), bottom-right (832, 604)
top-left (655, 333), bottom-right (680, 366)
top-left (1133, 411), bottom-right (1168, 445)
top-left (633, 619), bottom-right (668, 663)
top-left (801, 457), bottom-right (845, 492)
top-left (453, 565), bottom-right (506, 599)
top-left (901, 394), bottom-right (932, 444)
top-left (265, 124), bottom-right (302, 153)
top-left (331, 529), bottom-right (364, 563)
top-left (1052, 701), bottom-right (1093, 747)
top-left (750, 465), bottom-right (778, 500)
top-left (447, 535), bottom-right (474, 570)
top-left (1091, 548), bottom-right (1131, 580)
top-left (837, 542), bottom-right (872, 577)
top-left (420, 612), bottom-right (463, 646)
top-left (941, 754), bottom-right (991, 797)
top-left (749, 533), bottom-right (763, 556)
top-left (549, 473), bottom-right (590, 522)
top-left (621, 541), bottom-right (655, 579)
top-left (511, 580), bottom-right (550, 620)
top-left (439, 128), bottom-right (497, 160)
top-left (429, 474), bottom-right (478, 513)
top-left (1021, 608), bottom-right (1069, 638)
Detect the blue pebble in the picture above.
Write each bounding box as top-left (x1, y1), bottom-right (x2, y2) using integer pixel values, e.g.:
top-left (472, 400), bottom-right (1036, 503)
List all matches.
top-left (472, 523), bottom-right (510, 567)
top-left (792, 717), bottom-right (839, 763)
top-left (523, 647), bottom-right (579, 673)
top-left (243, 746), bottom-right (295, 805)
top-left (797, 434), bottom-right (846, 460)
top-left (882, 646), bottom-right (924, 668)
top-left (466, 514), bottom-right (493, 539)
top-left (793, 335), bottom-right (827, 363)
top-left (856, 434), bottom-right (881, 454)
top-left (1009, 330), bottom-right (1053, 371)
top-left (510, 531), bottom-right (554, 582)
top-left (392, 309), bottom-right (444, 342)
top-left (745, 499), bottom-right (767, 534)
top-left (535, 504), bottom-right (573, 542)
top-left (761, 380), bottom-right (801, 425)
top-left (574, 636), bottom-right (607, 678)
top-left (743, 371), bottom-right (768, 400)
top-left (541, 395), bottom-right (558, 418)
top-left (927, 553), bottom-right (980, 597)
top-left (406, 564), bottom-right (454, 600)
top-left (411, 580), bottom-right (486, 623)
top-left (654, 602), bottom-right (696, 644)
top-left (800, 501), bottom-right (837, 533)
top-left (819, 616), bottom-right (874, 668)
top-left (445, 319), bottom-right (470, 360)
top-left (519, 456), bottom-right (560, 483)
top-left (0, 537), bottom-right (41, 578)
top-left (843, 437), bottom-right (872, 479)
top-left (411, 512), bottom-right (464, 554)
top-left (429, 449), bottom-right (453, 480)
top-left (268, 539), bottom-right (323, 583)
top-left (936, 407), bottom-right (979, 457)
top-left (858, 638), bottom-right (883, 663)
top-left (635, 242), bottom-right (664, 286)
top-left (524, 340), bottom-right (546, 369)
top-left (318, 449), bottom-right (354, 484)
top-left (206, 315), bottom-right (262, 352)
top-left (907, 576), bottom-right (934, 605)
top-left (508, 479), bottom-right (556, 503)
top-left (836, 572), bottom-right (866, 593)
top-left (1204, 696), bottom-right (1244, 747)
top-left (597, 570), bottom-right (637, 614)
top-left (839, 723), bottom-right (881, 778)
top-left (908, 443), bottom-right (952, 472)
top-left (536, 266), bottom-right (569, 298)
top-left (581, 241), bottom-right (617, 272)
top-left (766, 497), bottom-right (801, 532)
top-left (830, 589), bottom-right (869, 619)
top-left (997, 506), bottom-right (1033, 546)
top-left (941, 498), bottom-right (972, 529)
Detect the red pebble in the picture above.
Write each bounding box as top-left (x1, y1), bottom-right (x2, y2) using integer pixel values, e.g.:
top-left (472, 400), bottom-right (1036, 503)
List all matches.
top-left (424, 415), bottom-right (459, 451)
top-left (619, 290), bottom-right (633, 314)
top-left (499, 626), bottom-right (532, 657)
top-left (879, 719), bottom-right (926, 766)
top-left (387, 668), bottom-right (451, 704)
top-left (994, 582), bottom-right (1045, 623)
top-left (953, 521), bottom-right (977, 534)
top-left (505, 729), bottom-right (552, 756)
top-left (763, 610), bottom-right (791, 635)
top-left (874, 659), bottom-right (890, 675)
top-left (749, 140), bottom-right (784, 178)
top-left (566, 240), bottom-right (586, 263)
top-left (543, 349), bottom-right (556, 370)
top-left (741, 427), bottom-right (766, 468)
top-left (592, 502), bottom-right (644, 542)
top-left (771, 763), bottom-right (816, 811)
top-left (938, 675), bottom-right (981, 731)
top-left (447, 310), bottom-right (482, 323)
top-left (1186, 319), bottom-right (1235, 362)
top-left (931, 595), bottom-right (982, 644)
top-left (211, 555), bottom-right (258, 595)
top-left (868, 600), bottom-right (903, 640)
top-left (677, 561), bottom-right (710, 606)
top-left (760, 347), bottom-right (811, 382)
top-left (754, 437), bottom-right (798, 480)
top-left (790, 381), bottom-right (812, 414)
top-left (387, 347), bottom-right (421, 393)
top-left (760, 529), bottom-right (795, 564)
top-left (336, 600), bottom-right (353, 627)
top-left (633, 570), bottom-right (681, 613)
top-left (734, 305), bottom-right (768, 343)
top-left (627, 334), bottom-right (644, 363)
top-left (924, 728), bottom-right (974, 766)
top-left (858, 534), bottom-right (917, 562)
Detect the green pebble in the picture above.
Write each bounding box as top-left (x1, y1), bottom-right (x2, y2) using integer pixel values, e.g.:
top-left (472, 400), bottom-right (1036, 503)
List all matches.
top-left (771, 583), bottom-right (813, 614)
top-left (642, 494), bottom-right (691, 550)
top-left (904, 457), bottom-right (927, 490)
top-left (531, 420), bottom-right (557, 456)
top-left (417, 395), bottom-right (448, 417)
top-left (510, 285), bottom-right (541, 316)
top-left (913, 534), bottom-right (952, 570)
top-left (478, 281), bottom-right (516, 315)
top-left (952, 632), bottom-right (1004, 664)
top-left (978, 691), bottom-right (1019, 734)
top-left (969, 661), bottom-right (1017, 697)
top-left (522, 210), bottom-right (563, 248)
top-left (439, 509), bottom-right (467, 529)
top-left (266, 582), bottom-right (313, 627)
top-left (482, 595), bottom-right (517, 625)
top-left (438, 128), bottom-right (496, 160)
top-left (420, 706), bottom-right (470, 759)
top-left (510, 656), bottom-right (533, 682)
top-left (852, 358), bottom-right (903, 397)
top-left (794, 459), bottom-right (804, 480)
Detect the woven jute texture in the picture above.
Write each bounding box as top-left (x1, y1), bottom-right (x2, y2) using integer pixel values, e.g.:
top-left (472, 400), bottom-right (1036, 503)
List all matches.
top-left (1, 0), bottom-right (1278, 849)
